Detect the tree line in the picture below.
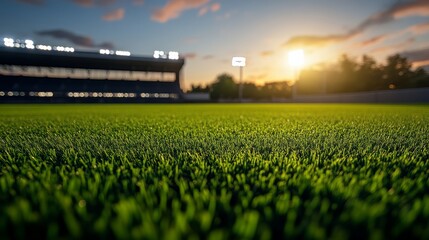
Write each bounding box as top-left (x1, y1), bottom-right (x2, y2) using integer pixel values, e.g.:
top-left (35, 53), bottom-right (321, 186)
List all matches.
top-left (189, 54), bottom-right (429, 100)
top-left (189, 73), bottom-right (292, 100)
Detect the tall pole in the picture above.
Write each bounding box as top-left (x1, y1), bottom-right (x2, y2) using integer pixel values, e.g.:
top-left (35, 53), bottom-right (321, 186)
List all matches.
top-left (232, 56), bottom-right (246, 102)
top-left (239, 66), bottom-right (243, 102)
top-left (292, 68), bottom-right (298, 101)
top-left (322, 71), bottom-right (327, 95)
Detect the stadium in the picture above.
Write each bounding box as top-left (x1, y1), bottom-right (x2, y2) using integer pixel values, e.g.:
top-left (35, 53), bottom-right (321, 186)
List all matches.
top-left (0, 38), bottom-right (185, 103)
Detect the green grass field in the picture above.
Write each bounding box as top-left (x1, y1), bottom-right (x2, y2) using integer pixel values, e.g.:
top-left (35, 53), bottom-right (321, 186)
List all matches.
top-left (1, 104), bottom-right (429, 239)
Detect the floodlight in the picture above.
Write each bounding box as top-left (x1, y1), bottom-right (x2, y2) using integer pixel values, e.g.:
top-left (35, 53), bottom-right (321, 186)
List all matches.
top-left (115, 50), bottom-right (131, 56)
top-left (154, 50), bottom-right (168, 59)
top-left (3, 38), bottom-right (13, 43)
top-left (4, 39), bottom-right (14, 47)
top-left (65, 47), bottom-right (74, 52)
top-left (3, 38), bottom-right (14, 47)
top-left (168, 51), bottom-right (179, 60)
top-left (25, 39), bottom-right (34, 45)
top-left (231, 56), bottom-right (246, 101)
top-left (100, 49), bottom-right (117, 55)
top-left (37, 45), bottom-right (52, 51)
top-left (232, 57), bottom-right (246, 67)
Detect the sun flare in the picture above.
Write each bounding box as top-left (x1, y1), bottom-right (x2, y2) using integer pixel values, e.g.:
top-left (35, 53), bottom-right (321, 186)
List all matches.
top-left (287, 49), bottom-right (305, 68)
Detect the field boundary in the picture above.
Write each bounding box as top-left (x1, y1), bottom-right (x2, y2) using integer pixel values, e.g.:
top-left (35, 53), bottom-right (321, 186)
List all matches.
top-left (293, 87), bottom-right (429, 103)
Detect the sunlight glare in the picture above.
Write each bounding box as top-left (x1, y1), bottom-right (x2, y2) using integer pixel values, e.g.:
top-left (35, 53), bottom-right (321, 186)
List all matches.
top-left (288, 49), bottom-right (305, 68)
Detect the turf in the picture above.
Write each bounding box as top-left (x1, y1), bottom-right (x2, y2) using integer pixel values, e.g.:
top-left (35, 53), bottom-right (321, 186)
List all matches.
top-left (1, 104), bottom-right (429, 239)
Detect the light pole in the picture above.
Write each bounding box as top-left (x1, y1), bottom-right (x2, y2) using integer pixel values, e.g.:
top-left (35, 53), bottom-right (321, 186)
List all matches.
top-left (232, 57), bottom-right (246, 102)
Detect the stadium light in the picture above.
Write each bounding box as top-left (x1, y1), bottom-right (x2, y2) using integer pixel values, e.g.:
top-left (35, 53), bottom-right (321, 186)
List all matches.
top-left (168, 51), bottom-right (179, 60)
top-left (3, 38), bottom-right (14, 43)
top-left (154, 50), bottom-right (166, 59)
top-left (3, 38), bottom-right (14, 47)
top-left (55, 46), bottom-right (65, 51)
top-left (232, 57), bottom-right (246, 102)
top-left (25, 39), bottom-right (34, 45)
top-left (25, 39), bottom-right (35, 49)
top-left (99, 49), bottom-right (111, 54)
top-left (99, 49), bottom-right (130, 56)
top-left (154, 50), bottom-right (179, 60)
top-left (115, 50), bottom-right (131, 56)
top-left (232, 57), bottom-right (246, 67)
top-left (36, 45), bottom-right (52, 51)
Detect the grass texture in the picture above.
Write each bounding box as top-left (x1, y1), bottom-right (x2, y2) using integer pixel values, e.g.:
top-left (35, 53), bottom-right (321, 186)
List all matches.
top-left (0, 104), bottom-right (429, 239)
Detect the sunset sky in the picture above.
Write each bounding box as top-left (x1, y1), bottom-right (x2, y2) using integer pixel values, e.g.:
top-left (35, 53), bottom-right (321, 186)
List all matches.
top-left (1, 0), bottom-right (429, 90)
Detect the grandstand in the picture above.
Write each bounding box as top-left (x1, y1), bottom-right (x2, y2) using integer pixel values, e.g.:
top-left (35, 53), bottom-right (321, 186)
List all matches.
top-left (0, 39), bottom-right (185, 103)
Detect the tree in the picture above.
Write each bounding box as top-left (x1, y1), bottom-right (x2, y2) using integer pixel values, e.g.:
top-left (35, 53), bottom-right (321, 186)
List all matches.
top-left (382, 54), bottom-right (413, 89)
top-left (189, 84), bottom-right (209, 93)
top-left (242, 82), bottom-right (260, 99)
top-left (261, 81), bottom-right (291, 99)
top-left (357, 55), bottom-right (383, 91)
top-left (209, 73), bottom-right (238, 100)
top-left (408, 67), bottom-right (429, 88)
top-left (328, 54), bottom-right (359, 93)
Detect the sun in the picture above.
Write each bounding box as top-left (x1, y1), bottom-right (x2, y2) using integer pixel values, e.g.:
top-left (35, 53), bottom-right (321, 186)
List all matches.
top-left (287, 49), bottom-right (305, 68)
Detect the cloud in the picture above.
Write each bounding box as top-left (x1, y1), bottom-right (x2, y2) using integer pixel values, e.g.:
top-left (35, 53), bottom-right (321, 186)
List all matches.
top-left (412, 59), bottom-right (429, 68)
top-left (102, 8), bottom-right (124, 21)
top-left (36, 29), bottom-right (115, 49)
top-left (353, 0), bottom-right (429, 34)
top-left (37, 29), bottom-right (92, 46)
top-left (390, 0), bottom-right (429, 18)
top-left (402, 46), bottom-right (429, 63)
top-left (198, 2), bottom-right (220, 16)
top-left (284, 33), bottom-right (354, 49)
top-left (183, 53), bottom-right (197, 59)
top-left (360, 35), bottom-right (387, 47)
top-left (202, 55), bottom-right (214, 60)
top-left (16, 0), bottom-right (44, 5)
top-left (373, 37), bottom-right (415, 53)
top-left (211, 3), bottom-right (220, 12)
top-left (409, 21), bottom-right (429, 34)
top-left (403, 46), bottom-right (429, 68)
top-left (260, 51), bottom-right (274, 57)
top-left (356, 34), bottom-right (390, 48)
top-left (284, 0), bottom-right (429, 49)
top-left (98, 42), bottom-right (115, 49)
top-left (357, 20), bottom-right (429, 49)
top-left (152, 0), bottom-right (210, 23)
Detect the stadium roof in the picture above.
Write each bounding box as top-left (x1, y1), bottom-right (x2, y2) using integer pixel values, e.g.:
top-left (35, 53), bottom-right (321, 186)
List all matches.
top-left (0, 47), bottom-right (185, 72)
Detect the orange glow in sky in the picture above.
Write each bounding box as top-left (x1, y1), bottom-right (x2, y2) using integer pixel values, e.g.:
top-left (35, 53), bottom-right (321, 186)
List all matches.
top-left (2, 0), bottom-right (429, 90)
